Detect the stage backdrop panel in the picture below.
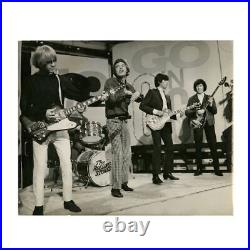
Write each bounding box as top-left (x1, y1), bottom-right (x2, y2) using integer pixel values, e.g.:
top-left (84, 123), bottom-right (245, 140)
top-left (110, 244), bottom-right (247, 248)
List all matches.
top-left (112, 41), bottom-right (233, 146)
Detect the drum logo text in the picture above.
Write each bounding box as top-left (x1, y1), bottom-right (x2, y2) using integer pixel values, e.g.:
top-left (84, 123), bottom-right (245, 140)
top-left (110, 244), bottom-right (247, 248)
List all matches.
top-left (94, 160), bottom-right (111, 176)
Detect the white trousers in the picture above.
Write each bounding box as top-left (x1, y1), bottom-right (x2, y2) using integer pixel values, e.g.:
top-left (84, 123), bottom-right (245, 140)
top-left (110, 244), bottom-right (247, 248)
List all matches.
top-left (32, 131), bottom-right (72, 206)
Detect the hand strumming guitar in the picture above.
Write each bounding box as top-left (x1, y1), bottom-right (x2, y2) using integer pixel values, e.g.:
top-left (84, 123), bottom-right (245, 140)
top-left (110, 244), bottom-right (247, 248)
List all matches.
top-left (46, 108), bottom-right (61, 122)
top-left (153, 109), bottom-right (164, 117)
top-left (197, 109), bottom-right (205, 115)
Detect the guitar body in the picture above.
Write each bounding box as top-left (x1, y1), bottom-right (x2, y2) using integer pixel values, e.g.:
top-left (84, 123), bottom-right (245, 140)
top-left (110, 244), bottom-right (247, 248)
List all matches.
top-left (190, 113), bottom-right (206, 129)
top-left (146, 113), bottom-right (170, 130)
top-left (20, 105), bottom-right (78, 144)
top-left (20, 116), bottom-right (50, 143)
top-left (146, 103), bottom-right (201, 131)
top-left (47, 118), bottom-right (77, 131)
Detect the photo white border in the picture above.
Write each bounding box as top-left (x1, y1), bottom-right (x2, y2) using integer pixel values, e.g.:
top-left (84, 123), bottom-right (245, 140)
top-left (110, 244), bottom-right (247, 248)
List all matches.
top-left (2, 2), bottom-right (248, 248)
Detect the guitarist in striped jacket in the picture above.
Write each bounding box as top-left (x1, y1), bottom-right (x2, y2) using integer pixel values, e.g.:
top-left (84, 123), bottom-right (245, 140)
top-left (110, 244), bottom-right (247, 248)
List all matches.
top-left (20, 45), bottom-right (82, 215)
top-left (140, 73), bottom-right (179, 184)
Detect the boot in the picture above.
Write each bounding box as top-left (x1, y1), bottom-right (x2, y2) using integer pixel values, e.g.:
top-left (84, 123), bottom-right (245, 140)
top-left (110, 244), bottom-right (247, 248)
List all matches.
top-left (33, 206), bottom-right (44, 215)
top-left (152, 175), bottom-right (163, 185)
top-left (122, 183), bottom-right (134, 191)
top-left (214, 167), bottom-right (223, 176)
top-left (64, 200), bottom-right (81, 212)
top-left (111, 189), bottom-right (123, 198)
top-left (194, 167), bottom-right (203, 176)
top-left (163, 173), bottom-right (179, 180)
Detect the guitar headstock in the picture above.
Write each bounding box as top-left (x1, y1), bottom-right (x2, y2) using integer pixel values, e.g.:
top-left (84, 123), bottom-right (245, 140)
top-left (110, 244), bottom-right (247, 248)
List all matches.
top-left (219, 76), bottom-right (227, 86)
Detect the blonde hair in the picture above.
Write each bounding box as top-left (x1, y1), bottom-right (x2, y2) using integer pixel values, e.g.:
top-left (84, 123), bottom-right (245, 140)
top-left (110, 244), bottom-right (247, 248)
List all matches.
top-left (31, 45), bottom-right (57, 69)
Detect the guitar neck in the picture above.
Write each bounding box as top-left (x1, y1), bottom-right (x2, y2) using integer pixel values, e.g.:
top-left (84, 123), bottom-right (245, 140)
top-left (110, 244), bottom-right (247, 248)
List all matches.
top-left (203, 85), bottom-right (220, 109)
top-left (63, 95), bottom-right (102, 117)
top-left (168, 103), bottom-right (198, 116)
top-left (62, 84), bottom-right (126, 117)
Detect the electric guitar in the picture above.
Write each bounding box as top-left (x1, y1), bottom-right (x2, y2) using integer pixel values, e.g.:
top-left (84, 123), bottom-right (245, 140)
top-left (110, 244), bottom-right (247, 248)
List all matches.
top-left (21, 84), bottom-right (126, 143)
top-left (190, 76), bottom-right (227, 129)
top-left (146, 102), bottom-right (201, 131)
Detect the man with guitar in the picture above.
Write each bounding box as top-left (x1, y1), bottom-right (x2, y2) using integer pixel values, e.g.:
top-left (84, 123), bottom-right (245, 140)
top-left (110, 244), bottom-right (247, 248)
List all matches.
top-left (140, 73), bottom-right (180, 185)
top-left (104, 59), bottom-right (142, 198)
top-left (20, 45), bottom-right (82, 215)
top-left (185, 79), bottom-right (224, 176)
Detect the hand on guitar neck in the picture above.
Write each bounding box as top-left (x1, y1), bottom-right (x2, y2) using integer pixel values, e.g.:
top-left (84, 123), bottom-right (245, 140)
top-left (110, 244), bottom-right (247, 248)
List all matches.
top-left (153, 109), bottom-right (164, 117)
top-left (207, 96), bottom-right (214, 106)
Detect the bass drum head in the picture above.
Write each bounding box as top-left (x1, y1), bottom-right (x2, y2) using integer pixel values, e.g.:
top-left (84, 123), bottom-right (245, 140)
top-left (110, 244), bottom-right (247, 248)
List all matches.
top-left (76, 149), bottom-right (112, 187)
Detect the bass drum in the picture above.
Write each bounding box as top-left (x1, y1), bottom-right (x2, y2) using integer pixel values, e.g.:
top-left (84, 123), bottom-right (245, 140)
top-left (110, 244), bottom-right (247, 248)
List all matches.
top-left (76, 149), bottom-right (112, 187)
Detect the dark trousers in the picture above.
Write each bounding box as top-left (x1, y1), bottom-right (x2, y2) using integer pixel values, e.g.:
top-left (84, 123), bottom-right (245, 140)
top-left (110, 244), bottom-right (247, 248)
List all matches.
top-left (193, 124), bottom-right (219, 172)
top-left (151, 125), bottom-right (174, 176)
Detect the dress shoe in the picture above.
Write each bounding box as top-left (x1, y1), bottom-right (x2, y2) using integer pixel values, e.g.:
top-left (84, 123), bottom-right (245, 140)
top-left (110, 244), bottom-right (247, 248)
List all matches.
top-left (215, 171), bottom-right (223, 176)
top-left (64, 200), bottom-right (81, 212)
top-left (152, 176), bottom-right (163, 185)
top-left (111, 189), bottom-right (123, 198)
top-left (194, 169), bottom-right (203, 176)
top-left (163, 173), bottom-right (179, 180)
top-left (121, 183), bottom-right (134, 191)
top-left (33, 206), bottom-right (44, 215)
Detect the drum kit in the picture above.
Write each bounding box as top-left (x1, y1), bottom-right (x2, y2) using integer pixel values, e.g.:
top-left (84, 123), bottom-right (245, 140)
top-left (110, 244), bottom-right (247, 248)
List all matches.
top-left (70, 120), bottom-right (112, 188)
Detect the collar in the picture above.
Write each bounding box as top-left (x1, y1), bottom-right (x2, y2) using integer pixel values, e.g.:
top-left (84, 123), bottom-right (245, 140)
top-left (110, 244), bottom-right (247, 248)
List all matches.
top-left (157, 87), bottom-right (166, 94)
top-left (37, 70), bottom-right (55, 77)
top-left (197, 93), bottom-right (205, 98)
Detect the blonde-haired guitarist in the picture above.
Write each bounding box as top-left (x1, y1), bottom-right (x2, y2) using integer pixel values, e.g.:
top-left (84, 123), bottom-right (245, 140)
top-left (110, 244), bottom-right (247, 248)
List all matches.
top-left (20, 45), bottom-right (82, 215)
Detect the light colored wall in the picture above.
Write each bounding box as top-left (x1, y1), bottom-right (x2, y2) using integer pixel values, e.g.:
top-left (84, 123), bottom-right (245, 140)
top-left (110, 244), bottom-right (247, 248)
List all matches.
top-left (112, 41), bottom-right (233, 145)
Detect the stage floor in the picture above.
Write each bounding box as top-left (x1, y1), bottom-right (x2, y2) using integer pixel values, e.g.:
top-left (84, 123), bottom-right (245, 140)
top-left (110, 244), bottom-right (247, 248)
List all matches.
top-left (18, 173), bottom-right (232, 216)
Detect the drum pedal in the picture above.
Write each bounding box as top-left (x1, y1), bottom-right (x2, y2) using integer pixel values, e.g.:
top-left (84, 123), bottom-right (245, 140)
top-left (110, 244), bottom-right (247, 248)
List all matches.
top-left (84, 177), bottom-right (90, 189)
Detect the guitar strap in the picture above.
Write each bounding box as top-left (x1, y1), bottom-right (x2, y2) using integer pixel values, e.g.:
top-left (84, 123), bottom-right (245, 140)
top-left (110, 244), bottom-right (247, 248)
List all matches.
top-left (55, 74), bottom-right (63, 106)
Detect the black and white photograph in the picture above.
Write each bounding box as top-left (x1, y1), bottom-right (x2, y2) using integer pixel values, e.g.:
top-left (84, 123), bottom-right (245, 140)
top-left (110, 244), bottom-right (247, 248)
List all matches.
top-left (18, 40), bottom-right (233, 216)
top-left (2, 2), bottom-right (248, 248)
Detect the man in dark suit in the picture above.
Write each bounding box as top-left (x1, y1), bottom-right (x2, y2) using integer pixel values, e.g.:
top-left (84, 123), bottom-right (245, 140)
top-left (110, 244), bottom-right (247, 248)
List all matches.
top-left (185, 79), bottom-right (223, 176)
top-left (139, 73), bottom-right (179, 184)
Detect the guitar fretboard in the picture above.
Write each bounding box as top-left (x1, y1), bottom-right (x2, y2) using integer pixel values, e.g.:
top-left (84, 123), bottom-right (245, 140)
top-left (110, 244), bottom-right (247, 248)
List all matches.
top-left (62, 84), bottom-right (125, 117)
top-left (168, 103), bottom-right (198, 116)
top-left (64, 95), bottom-right (102, 117)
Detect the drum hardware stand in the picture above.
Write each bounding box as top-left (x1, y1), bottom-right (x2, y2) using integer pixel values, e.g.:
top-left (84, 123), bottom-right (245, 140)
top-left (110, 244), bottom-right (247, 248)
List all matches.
top-left (77, 175), bottom-right (91, 188)
top-left (73, 163), bottom-right (92, 189)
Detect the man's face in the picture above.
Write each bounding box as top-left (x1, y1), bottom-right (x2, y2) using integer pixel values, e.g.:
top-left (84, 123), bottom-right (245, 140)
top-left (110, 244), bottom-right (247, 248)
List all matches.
top-left (44, 59), bottom-right (57, 74)
top-left (115, 62), bottom-right (127, 78)
top-left (196, 83), bottom-right (204, 94)
top-left (160, 79), bottom-right (169, 89)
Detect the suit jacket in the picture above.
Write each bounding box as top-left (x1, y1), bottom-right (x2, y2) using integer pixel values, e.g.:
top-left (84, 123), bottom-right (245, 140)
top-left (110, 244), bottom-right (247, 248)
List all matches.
top-left (139, 88), bottom-right (175, 133)
top-left (185, 93), bottom-right (217, 126)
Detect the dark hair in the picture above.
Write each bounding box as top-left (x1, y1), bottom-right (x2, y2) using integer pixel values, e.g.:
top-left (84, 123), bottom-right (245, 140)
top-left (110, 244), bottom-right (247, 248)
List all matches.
top-left (154, 73), bottom-right (169, 87)
top-left (193, 79), bottom-right (207, 92)
top-left (113, 58), bottom-right (130, 77)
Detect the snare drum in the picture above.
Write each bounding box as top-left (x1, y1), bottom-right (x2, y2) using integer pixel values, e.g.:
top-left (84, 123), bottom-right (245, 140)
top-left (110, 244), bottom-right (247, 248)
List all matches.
top-left (75, 150), bottom-right (111, 187)
top-left (80, 121), bottom-right (102, 144)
